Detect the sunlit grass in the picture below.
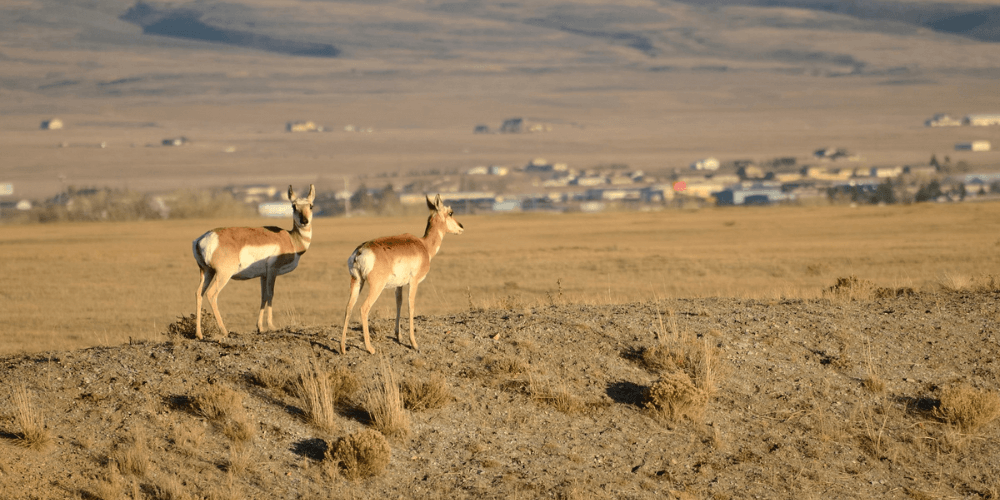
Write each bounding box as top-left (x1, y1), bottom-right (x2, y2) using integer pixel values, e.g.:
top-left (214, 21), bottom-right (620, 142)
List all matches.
top-left (3, 203), bottom-right (1000, 354)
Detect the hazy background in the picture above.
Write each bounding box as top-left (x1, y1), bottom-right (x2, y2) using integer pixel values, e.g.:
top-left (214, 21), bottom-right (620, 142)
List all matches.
top-left (2, 0), bottom-right (1000, 201)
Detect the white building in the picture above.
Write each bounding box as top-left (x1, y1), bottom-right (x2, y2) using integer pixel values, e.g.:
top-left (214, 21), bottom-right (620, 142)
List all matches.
top-left (963, 115), bottom-right (1000, 127)
top-left (690, 157), bottom-right (720, 171)
top-left (955, 141), bottom-right (991, 152)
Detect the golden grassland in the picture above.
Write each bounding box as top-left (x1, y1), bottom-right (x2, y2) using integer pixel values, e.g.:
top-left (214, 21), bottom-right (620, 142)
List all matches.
top-left (2, 201), bottom-right (999, 355)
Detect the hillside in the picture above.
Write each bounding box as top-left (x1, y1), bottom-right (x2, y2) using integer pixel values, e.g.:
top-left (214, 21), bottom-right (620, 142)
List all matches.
top-left (3, 0), bottom-right (1000, 200)
top-left (3, 285), bottom-right (1000, 499)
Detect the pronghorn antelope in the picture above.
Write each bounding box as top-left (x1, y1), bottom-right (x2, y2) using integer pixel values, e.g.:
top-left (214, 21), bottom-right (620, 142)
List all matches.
top-left (337, 194), bottom-right (464, 354)
top-left (192, 184), bottom-right (316, 339)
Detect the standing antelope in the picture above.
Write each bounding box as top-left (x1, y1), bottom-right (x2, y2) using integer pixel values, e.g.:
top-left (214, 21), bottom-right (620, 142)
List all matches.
top-left (337, 194), bottom-right (464, 354)
top-left (192, 184), bottom-right (316, 339)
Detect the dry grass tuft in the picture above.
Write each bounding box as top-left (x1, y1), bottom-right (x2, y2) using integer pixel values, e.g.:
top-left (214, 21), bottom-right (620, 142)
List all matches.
top-left (166, 311), bottom-right (220, 340)
top-left (825, 276), bottom-right (878, 301)
top-left (862, 337), bottom-right (886, 393)
top-left (484, 355), bottom-right (527, 375)
top-left (192, 385), bottom-right (244, 422)
top-left (296, 359), bottom-right (339, 434)
top-left (249, 364), bottom-right (297, 394)
top-left (363, 356), bottom-right (410, 439)
top-left (92, 461), bottom-right (126, 500)
top-left (537, 381), bottom-right (585, 415)
top-left (644, 371), bottom-right (709, 423)
top-left (401, 372), bottom-right (453, 411)
top-left (223, 443), bottom-right (253, 476)
top-left (329, 428), bottom-right (392, 481)
top-left (936, 384), bottom-right (1000, 433)
top-left (10, 384), bottom-right (51, 451)
top-left (111, 428), bottom-right (151, 477)
top-left (221, 408), bottom-right (256, 443)
top-left (326, 365), bottom-right (362, 403)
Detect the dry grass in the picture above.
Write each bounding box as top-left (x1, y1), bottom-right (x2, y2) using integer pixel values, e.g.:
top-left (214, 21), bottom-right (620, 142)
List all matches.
top-left (296, 359), bottom-right (339, 434)
top-left (9, 384), bottom-right (51, 450)
top-left (192, 385), bottom-right (244, 422)
top-left (329, 428), bottom-right (392, 481)
top-left (363, 356), bottom-right (410, 439)
top-left (936, 384), bottom-right (1000, 433)
top-left (862, 337), bottom-right (886, 394)
top-left (401, 372), bottom-right (453, 411)
top-left (5, 203), bottom-right (1000, 355)
top-left (644, 371), bottom-right (709, 423)
top-left (111, 427), bottom-right (151, 477)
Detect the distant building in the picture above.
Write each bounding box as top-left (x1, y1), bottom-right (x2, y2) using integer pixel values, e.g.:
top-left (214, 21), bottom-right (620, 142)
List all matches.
top-left (955, 141), bottom-right (991, 152)
top-left (473, 124), bottom-right (490, 134)
top-left (286, 121), bottom-right (322, 132)
top-left (870, 166), bottom-right (903, 178)
top-left (500, 118), bottom-right (523, 133)
top-left (162, 137), bottom-right (188, 146)
top-left (963, 114), bottom-right (1000, 127)
top-left (40, 118), bottom-right (63, 130)
top-left (715, 182), bottom-right (792, 206)
top-left (925, 113), bottom-right (962, 127)
top-left (258, 202), bottom-right (293, 218)
top-left (690, 157), bottom-right (720, 171)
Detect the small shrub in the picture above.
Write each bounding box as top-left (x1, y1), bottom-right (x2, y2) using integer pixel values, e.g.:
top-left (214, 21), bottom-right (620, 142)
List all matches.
top-left (10, 385), bottom-right (51, 450)
top-left (363, 356), bottom-right (410, 439)
top-left (825, 276), bottom-right (877, 301)
top-left (644, 371), bottom-right (708, 423)
top-left (936, 384), bottom-right (1000, 432)
top-left (401, 372), bottom-right (453, 411)
top-left (330, 428), bottom-right (392, 481)
top-left (166, 311), bottom-right (220, 340)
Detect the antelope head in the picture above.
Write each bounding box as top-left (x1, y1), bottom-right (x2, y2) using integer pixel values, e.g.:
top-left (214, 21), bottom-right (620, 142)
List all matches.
top-left (289, 184), bottom-right (316, 229)
top-left (426, 194), bottom-right (464, 235)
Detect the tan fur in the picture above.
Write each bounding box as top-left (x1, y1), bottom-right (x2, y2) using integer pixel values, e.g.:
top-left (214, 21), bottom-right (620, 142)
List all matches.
top-left (337, 194), bottom-right (464, 354)
top-left (193, 184), bottom-right (315, 339)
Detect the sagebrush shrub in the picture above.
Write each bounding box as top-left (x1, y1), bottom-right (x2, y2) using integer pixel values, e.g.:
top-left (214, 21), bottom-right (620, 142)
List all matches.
top-left (330, 429), bottom-right (392, 481)
top-left (937, 385), bottom-right (1000, 432)
top-left (644, 371), bottom-right (708, 423)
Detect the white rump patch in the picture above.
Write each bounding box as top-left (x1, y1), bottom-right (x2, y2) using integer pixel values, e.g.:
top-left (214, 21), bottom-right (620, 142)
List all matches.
top-left (349, 247), bottom-right (376, 280)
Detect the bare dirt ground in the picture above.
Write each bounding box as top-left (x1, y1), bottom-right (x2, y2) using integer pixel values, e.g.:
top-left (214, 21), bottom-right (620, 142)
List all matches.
top-left (2, 283), bottom-right (999, 499)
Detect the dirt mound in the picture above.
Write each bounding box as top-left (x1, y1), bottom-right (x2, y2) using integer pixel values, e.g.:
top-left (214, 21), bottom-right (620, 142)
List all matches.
top-left (2, 291), bottom-right (1000, 498)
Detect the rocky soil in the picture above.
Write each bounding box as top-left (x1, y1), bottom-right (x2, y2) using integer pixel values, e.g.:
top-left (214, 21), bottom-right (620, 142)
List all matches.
top-left (2, 286), bottom-right (1000, 499)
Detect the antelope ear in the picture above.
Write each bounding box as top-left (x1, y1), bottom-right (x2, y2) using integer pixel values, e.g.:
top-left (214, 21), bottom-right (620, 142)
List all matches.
top-left (434, 194), bottom-right (444, 210)
top-left (426, 195), bottom-right (436, 211)
top-left (288, 185), bottom-right (296, 201)
top-left (307, 184), bottom-right (316, 203)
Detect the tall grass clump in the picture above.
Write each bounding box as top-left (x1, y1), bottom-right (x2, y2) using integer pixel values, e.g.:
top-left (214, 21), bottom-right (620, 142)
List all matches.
top-left (363, 356), bottom-right (410, 439)
top-left (10, 384), bottom-right (51, 450)
top-left (296, 359), bottom-right (339, 434)
top-left (401, 372), bottom-right (453, 411)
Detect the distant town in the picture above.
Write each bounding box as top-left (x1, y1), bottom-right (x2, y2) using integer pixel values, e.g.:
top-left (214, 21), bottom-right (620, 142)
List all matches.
top-left (3, 113), bottom-right (1000, 222)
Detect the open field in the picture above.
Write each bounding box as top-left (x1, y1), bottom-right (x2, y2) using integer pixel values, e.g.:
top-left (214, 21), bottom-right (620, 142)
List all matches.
top-left (3, 202), bottom-right (1000, 355)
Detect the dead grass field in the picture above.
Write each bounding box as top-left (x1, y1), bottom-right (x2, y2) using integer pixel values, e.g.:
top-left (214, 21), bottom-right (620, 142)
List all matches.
top-left (2, 202), bottom-right (999, 355)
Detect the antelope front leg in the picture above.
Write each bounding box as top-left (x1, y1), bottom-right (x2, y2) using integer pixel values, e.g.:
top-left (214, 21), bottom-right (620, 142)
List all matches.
top-left (407, 281), bottom-right (420, 351)
top-left (339, 277), bottom-right (362, 354)
top-left (394, 286), bottom-right (404, 344)
top-left (258, 271), bottom-right (277, 332)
